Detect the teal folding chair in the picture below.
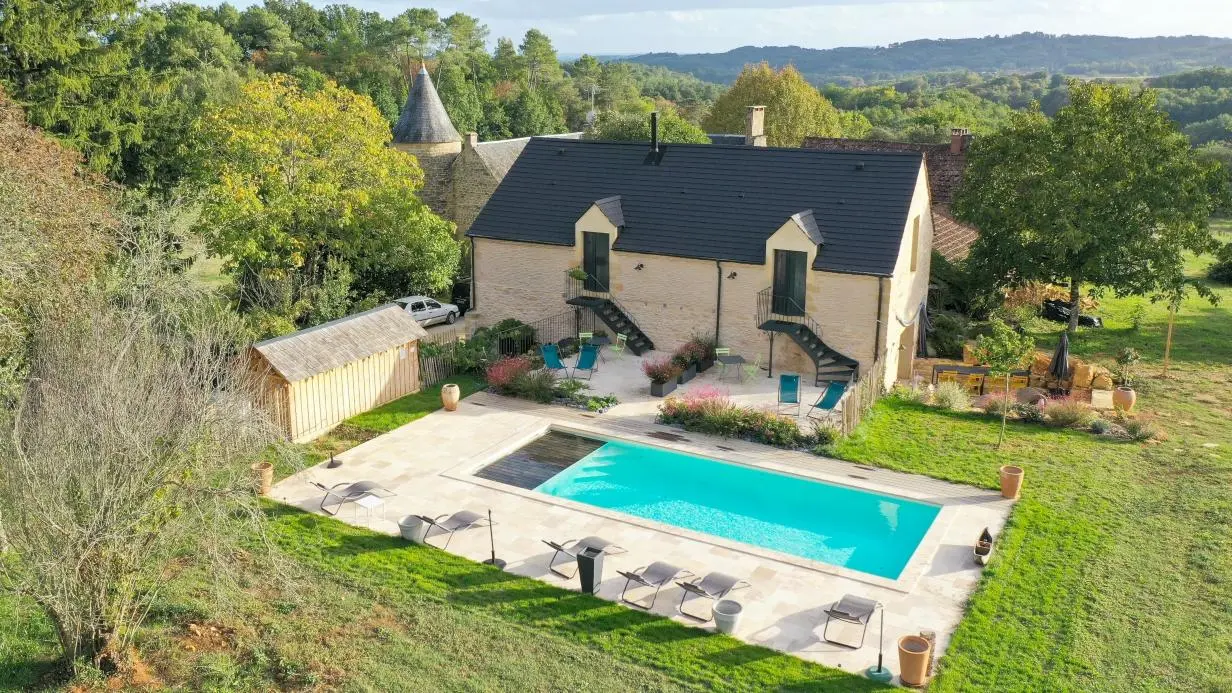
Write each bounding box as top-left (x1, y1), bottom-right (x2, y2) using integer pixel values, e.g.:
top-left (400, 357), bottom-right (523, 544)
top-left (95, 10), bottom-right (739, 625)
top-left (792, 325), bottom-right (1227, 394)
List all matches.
top-left (541, 344), bottom-right (568, 376)
top-left (572, 343), bottom-right (600, 380)
top-left (807, 381), bottom-right (848, 422)
top-left (777, 373), bottom-right (801, 416)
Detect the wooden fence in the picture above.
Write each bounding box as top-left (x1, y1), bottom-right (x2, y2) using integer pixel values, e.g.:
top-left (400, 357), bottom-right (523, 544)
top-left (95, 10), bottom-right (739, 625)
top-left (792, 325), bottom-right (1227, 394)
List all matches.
top-left (419, 328), bottom-right (463, 387)
top-left (840, 358), bottom-right (886, 436)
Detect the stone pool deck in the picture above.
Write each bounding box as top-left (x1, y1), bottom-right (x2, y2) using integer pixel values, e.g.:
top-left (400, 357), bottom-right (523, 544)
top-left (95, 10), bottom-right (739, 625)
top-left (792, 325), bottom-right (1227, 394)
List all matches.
top-left (272, 364), bottom-right (1013, 684)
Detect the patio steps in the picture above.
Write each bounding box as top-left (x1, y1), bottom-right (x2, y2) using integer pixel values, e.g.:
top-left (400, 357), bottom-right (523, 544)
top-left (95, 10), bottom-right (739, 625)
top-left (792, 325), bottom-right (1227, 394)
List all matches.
top-left (566, 296), bottom-right (655, 355)
top-left (758, 319), bottom-right (860, 386)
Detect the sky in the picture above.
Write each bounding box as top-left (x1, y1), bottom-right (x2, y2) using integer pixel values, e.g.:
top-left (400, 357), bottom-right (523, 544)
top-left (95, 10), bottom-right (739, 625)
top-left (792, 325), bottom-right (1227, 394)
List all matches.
top-left (307, 0), bottom-right (1232, 55)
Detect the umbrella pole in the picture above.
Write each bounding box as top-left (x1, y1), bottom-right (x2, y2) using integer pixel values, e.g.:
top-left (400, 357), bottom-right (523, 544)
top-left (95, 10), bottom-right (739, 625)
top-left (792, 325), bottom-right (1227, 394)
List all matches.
top-left (482, 509), bottom-right (505, 569)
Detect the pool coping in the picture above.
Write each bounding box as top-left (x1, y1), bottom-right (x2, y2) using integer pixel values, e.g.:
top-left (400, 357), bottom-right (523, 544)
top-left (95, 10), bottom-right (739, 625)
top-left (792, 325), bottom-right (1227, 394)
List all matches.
top-left (440, 419), bottom-right (979, 594)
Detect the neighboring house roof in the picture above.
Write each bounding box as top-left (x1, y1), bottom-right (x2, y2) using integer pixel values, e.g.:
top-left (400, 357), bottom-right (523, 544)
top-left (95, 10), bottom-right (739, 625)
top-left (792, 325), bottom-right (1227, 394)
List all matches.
top-left (393, 66), bottom-right (461, 145)
top-left (801, 136), bottom-right (967, 204)
top-left (931, 204), bottom-right (979, 262)
top-left (471, 132), bottom-right (583, 180)
top-left (468, 138), bottom-right (925, 277)
top-left (594, 195), bottom-right (625, 227)
top-left (252, 304), bottom-right (428, 383)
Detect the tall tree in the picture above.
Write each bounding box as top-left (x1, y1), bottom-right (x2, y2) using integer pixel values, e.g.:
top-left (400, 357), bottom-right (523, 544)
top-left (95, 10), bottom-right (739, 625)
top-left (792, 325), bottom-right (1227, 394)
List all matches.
top-left (585, 110), bottom-right (710, 144)
top-left (193, 75), bottom-right (460, 330)
top-left (703, 63), bottom-right (842, 146)
top-left (954, 81), bottom-right (1230, 333)
top-left (518, 29), bottom-right (562, 89)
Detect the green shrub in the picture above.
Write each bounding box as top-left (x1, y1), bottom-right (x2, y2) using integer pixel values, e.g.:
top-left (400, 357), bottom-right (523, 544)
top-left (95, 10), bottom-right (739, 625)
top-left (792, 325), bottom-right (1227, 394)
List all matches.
top-left (1045, 398), bottom-right (1094, 428)
top-left (932, 381), bottom-right (970, 411)
top-left (1124, 417), bottom-right (1162, 442)
top-left (509, 370), bottom-right (555, 403)
top-left (1014, 403), bottom-right (1046, 423)
top-left (809, 418), bottom-right (840, 446)
top-left (585, 394), bottom-right (619, 411)
top-left (658, 388), bottom-right (807, 449)
top-left (1090, 418), bottom-right (1112, 434)
top-left (889, 383), bottom-right (929, 404)
top-left (930, 312), bottom-right (970, 359)
top-left (1209, 241), bottom-right (1232, 283)
top-left (552, 378), bottom-right (589, 398)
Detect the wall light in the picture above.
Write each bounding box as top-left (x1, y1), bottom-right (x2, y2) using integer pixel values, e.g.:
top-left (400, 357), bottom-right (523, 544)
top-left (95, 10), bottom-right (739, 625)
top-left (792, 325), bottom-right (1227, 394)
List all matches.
top-left (634, 263), bottom-right (645, 271)
top-left (727, 271), bottom-right (738, 279)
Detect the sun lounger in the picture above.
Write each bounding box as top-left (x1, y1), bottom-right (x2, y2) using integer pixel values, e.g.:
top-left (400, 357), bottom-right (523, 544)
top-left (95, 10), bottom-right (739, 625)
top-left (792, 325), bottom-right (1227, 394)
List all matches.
top-left (617, 562), bottom-right (694, 609)
top-left (807, 380), bottom-right (847, 422)
top-left (309, 480), bottom-right (394, 516)
top-left (414, 510), bottom-right (491, 549)
top-left (777, 373), bottom-right (801, 416)
top-left (541, 344), bottom-right (568, 376)
top-left (542, 535), bottom-right (624, 578)
top-left (571, 343), bottom-right (599, 379)
top-left (821, 594), bottom-right (879, 648)
top-left (675, 571), bottom-right (750, 621)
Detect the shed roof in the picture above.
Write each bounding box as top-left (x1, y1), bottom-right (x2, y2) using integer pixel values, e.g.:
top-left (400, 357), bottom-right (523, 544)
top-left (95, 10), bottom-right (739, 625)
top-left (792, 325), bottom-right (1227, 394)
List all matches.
top-left (253, 304), bottom-right (427, 383)
top-left (392, 66), bottom-right (460, 145)
top-left (467, 138), bottom-right (925, 277)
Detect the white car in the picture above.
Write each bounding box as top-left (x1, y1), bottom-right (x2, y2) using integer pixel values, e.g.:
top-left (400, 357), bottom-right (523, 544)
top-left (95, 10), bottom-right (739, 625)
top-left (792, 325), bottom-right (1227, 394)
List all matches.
top-left (396, 295), bottom-right (460, 326)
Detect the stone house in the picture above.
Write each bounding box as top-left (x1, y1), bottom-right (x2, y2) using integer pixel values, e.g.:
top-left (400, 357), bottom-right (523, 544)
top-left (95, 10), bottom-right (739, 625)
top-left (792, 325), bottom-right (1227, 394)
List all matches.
top-left (390, 64), bottom-right (580, 238)
top-left (466, 111), bottom-right (935, 389)
top-left (802, 129), bottom-right (979, 262)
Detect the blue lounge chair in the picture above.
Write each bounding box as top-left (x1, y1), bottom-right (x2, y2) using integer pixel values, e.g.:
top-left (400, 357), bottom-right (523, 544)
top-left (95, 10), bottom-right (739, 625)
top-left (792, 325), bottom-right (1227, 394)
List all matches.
top-left (807, 381), bottom-right (848, 422)
top-left (541, 344), bottom-right (568, 376)
top-left (777, 373), bottom-right (801, 416)
top-left (572, 343), bottom-right (599, 380)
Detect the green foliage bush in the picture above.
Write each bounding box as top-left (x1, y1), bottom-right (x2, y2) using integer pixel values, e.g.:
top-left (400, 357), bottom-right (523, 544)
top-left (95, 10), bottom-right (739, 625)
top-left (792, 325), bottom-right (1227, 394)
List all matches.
top-left (1013, 403), bottom-right (1046, 423)
top-left (1124, 417), bottom-right (1162, 442)
top-left (658, 386), bottom-right (831, 450)
top-left (930, 312), bottom-right (970, 359)
top-left (1209, 242), bottom-right (1232, 283)
top-left (1090, 418), bottom-right (1112, 434)
top-left (931, 382), bottom-right (970, 411)
top-left (509, 370), bottom-right (556, 403)
top-left (889, 383), bottom-right (929, 404)
top-left (981, 394), bottom-right (1013, 416)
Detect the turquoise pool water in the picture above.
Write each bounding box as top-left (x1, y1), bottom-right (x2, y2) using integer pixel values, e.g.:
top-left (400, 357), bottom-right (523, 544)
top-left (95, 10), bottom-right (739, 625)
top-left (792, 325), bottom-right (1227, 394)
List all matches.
top-left (533, 437), bottom-right (940, 579)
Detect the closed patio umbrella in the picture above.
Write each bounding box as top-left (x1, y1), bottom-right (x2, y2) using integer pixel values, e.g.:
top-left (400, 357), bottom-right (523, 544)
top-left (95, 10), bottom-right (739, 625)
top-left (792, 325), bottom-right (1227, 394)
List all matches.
top-left (1049, 331), bottom-right (1071, 381)
top-left (916, 302), bottom-right (932, 358)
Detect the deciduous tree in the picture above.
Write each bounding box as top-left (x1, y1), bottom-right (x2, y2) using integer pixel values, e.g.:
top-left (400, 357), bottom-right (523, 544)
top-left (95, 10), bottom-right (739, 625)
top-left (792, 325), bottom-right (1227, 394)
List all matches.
top-left (585, 109), bottom-right (710, 144)
top-left (703, 63), bottom-right (842, 146)
top-left (969, 319), bottom-right (1035, 448)
top-left (954, 81), bottom-right (1230, 333)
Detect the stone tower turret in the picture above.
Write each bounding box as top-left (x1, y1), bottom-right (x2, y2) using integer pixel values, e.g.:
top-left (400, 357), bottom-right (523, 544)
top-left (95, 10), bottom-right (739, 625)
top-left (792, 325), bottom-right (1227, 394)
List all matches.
top-left (392, 65), bottom-right (461, 216)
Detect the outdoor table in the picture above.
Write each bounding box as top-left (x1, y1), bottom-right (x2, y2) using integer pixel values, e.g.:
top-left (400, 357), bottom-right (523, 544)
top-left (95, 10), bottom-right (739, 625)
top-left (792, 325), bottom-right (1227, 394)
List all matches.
top-left (931, 364), bottom-right (1030, 395)
top-left (716, 354), bottom-right (745, 381)
top-left (353, 494), bottom-right (385, 527)
top-left (588, 334), bottom-right (611, 362)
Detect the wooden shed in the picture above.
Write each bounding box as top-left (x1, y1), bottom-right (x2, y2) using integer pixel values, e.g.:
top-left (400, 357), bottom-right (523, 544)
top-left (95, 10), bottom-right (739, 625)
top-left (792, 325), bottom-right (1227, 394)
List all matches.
top-left (250, 304), bottom-right (429, 442)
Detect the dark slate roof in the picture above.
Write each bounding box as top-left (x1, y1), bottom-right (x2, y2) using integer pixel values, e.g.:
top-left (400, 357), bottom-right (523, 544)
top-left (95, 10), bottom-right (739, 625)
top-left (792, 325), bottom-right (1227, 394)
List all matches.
top-left (392, 66), bottom-right (460, 144)
top-left (790, 210), bottom-right (824, 245)
top-left (707, 133), bottom-right (747, 146)
top-left (468, 139), bottom-right (924, 276)
top-left (802, 136), bottom-right (968, 204)
top-left (472, 132), bottom-right (583, 180)
top-left (594, 195), bottom-right (624, 227)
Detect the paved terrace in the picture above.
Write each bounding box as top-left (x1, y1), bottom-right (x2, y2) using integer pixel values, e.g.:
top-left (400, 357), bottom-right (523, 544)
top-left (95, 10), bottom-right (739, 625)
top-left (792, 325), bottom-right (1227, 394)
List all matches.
top-left (272, 351), bottom-right (1013, 684)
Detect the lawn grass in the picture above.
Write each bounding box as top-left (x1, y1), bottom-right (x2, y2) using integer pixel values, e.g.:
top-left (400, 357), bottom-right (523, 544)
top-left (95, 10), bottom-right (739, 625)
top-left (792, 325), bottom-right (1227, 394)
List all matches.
top-left (833, 246), bottom-right (1232, 691)
top-left (345, 373), bottom-right (487, 433)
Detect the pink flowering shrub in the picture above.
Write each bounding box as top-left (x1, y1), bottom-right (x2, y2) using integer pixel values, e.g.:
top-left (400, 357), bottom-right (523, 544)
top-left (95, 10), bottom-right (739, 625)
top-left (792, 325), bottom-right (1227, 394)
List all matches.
top-left (486, 355), bottom-right (533, 390)
top-left (658, 386), bottom-right (806, 448)
top-left (642, 356), bottom-right (682, 384)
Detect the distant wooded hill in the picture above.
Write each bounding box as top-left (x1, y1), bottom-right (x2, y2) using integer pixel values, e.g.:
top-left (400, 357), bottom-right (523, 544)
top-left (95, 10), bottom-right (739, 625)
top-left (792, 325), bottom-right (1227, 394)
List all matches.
top-left (624, 33), bottom-right (1232, 85)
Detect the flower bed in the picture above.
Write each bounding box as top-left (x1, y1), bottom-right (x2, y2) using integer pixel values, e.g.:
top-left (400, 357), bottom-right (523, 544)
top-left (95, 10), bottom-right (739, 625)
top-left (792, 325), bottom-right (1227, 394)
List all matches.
top-left (485, 356), bottom-right (619, 413)
top-left (657, 386), bottom-right (837, 454)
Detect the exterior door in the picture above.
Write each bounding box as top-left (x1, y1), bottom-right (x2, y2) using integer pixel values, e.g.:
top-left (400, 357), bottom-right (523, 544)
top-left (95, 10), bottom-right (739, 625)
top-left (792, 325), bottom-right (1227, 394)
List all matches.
top-left (772, 249), bottom-right (807, 316)
top-left (582, 232), bottom-right (610, 291)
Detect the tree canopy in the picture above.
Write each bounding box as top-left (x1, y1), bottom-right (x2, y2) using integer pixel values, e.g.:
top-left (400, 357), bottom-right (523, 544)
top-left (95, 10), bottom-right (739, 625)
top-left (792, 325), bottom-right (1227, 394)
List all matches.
top-left (585, 110), bottom-right (710, 144)
top-left (954, 81), bottom-right (1230, 332)
top-left (193, 75), bottom-right (460, 335)
top-left (702, 63), bottom-right (842, 146)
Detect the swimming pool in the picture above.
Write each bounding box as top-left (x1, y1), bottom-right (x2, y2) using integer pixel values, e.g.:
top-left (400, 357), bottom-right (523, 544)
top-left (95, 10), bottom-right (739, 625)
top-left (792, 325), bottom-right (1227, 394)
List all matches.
top-left (479, 431), bottom-right (940, 579)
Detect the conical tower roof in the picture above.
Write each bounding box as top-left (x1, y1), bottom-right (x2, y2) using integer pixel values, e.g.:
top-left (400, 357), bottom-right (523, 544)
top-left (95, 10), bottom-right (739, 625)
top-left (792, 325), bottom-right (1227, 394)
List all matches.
top-left (393, 65), bottom-right (461, 145)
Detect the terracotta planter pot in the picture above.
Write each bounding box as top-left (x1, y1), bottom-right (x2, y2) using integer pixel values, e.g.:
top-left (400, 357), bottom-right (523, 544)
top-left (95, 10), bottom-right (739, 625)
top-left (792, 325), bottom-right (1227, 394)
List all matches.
top-left (441, 383), bottom-right (461, 412)
top-left (650, 380), bottom-right (677, 397)
top-left (251, 461), bottom-right (273, 496)
top-left (898, 634), bottom-right (932, 687)
top-left (999, 465), bottom-right (1024, 500)
top-left (1112, 386), bottom-right (1136, 413)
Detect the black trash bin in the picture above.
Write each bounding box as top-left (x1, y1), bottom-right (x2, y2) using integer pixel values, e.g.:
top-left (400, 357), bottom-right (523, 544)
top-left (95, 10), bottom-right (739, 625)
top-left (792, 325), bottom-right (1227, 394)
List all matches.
top-left (577, 546), bottom-right (605, 594)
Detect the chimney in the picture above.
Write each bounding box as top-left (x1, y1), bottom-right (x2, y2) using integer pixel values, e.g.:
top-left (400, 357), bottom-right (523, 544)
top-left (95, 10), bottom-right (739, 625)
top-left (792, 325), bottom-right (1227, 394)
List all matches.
top-left (464, 131), bottom-right (478, 151)
top-left (745, 106), bottom-right (767, 147)
top-left (650, 112), bottom-right (659, 152)
top-left (950, 127), bottom-right (971, 154)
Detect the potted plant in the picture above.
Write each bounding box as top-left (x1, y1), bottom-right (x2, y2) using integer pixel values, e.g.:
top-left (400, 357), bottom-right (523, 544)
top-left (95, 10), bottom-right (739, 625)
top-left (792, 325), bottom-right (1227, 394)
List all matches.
top-left (1112, 346), bottom-right (1140, 412)
top-left (567, 267), bottom-right (588, 281)
top-left (672, 346), bottom-right (698, 384)
top-left (688, 335), bottom-right (718, 372)
top-left (643, 357), bottom-right (681, 397)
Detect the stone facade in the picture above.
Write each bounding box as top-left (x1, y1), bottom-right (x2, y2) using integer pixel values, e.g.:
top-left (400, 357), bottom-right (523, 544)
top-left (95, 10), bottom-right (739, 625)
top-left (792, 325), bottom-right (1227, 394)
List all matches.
top-left (472, 162), bottom-right (933, 389)
top-left (392, 140), bottom-right (462, 219)
top-left (447, 138), bottom-right (499, 237)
